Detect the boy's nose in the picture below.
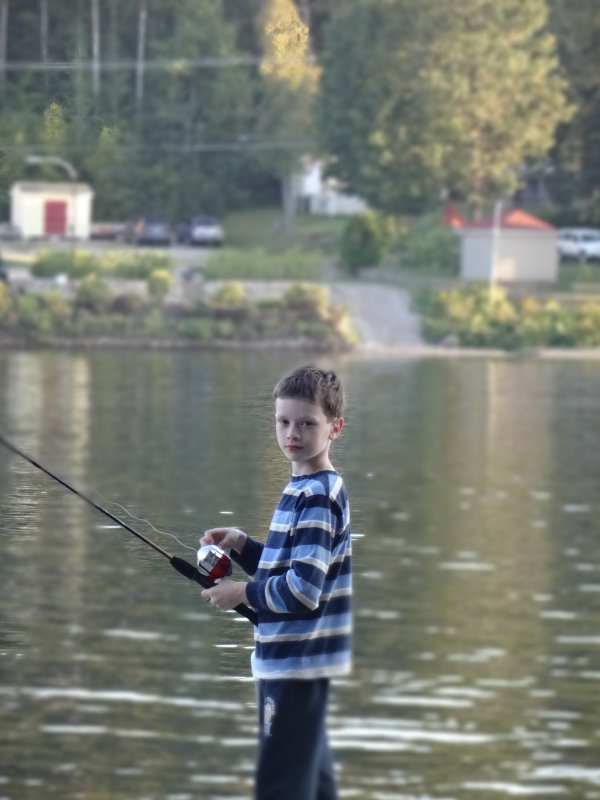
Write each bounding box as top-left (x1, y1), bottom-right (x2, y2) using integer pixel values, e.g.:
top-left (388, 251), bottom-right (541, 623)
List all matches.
top-left (287, 424), bottom-right (301, 439)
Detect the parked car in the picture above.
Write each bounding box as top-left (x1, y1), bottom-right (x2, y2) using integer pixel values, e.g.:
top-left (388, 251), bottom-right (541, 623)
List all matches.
top-left (126, 215), bottom-right (173, 246)
top-left (176, 215), bottom-right (224, 247)
top-left (0, 221), bottom-right (22, 240)
top-left (90, 221), bottom-right (128, 241)
top-left (557, 228), bottom-right (600, 262)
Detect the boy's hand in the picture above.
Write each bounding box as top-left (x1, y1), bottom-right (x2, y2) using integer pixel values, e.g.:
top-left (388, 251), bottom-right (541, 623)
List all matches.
top-left (202, 579), bottom-right (248, 611)
top-left (200, 527), bottom-right (247, 554)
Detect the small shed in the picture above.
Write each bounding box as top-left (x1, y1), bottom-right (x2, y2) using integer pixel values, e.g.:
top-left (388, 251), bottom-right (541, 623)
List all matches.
top-left (10, 181), bottom-right (94, 240)
top-left (459, 209), bottom-right (557, 284)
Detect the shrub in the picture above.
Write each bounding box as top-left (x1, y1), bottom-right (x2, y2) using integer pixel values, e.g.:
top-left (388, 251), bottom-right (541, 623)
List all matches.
top-left (210, 281), bottom-right (247, 307)
top-left (105, 250), bottom-right (171, 279)
top-left (75, 274), bottom-right (111, 313)
top-left (417, 286), bottom-right (600, 349)
top-left (283, 283), bottom-right (331, 319)
top-left (40, 290), bottom-right (72, 329)
top-left (178, 318), bottom-right (216, 340)
top-left (0, 282), bottom-right (12, 319)
top-left (398, 214), bottom-right (460, 274)
top-left (339, 211), bottom-right (393, 273)
top-left (16, 294), bottom-right (44, 334)
top-left (575, 302), bottom-right (600, 346)
top-left (32, 249), bottom-right (98, 279)
top-left (31, 249), bottom-right (172, 281)
top-left (142, 309), bottom-right (168, 336)
top-left (110, 293), bottom-right (145, 315)
top-left (204, 247), bottom-right (320, 280)
top-left (148, 268), bottom-right (173, 301)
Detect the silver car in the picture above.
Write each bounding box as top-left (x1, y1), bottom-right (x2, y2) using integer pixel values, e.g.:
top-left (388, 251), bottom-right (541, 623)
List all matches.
top-left (177, 216), bottom-right (224, 247)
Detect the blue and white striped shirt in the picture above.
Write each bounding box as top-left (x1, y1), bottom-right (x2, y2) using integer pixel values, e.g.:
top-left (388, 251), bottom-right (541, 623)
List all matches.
top-left (235, 470), bottom-right (352, 680)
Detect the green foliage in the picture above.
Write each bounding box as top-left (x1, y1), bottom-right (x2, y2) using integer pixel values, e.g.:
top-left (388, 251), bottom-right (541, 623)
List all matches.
top-left (546, 1), bottom-right (600, 207)
top-left (178, 318), bottom-right (218, 340)
top-left (0, 283), bottom-right (12, 319)
top-left (398, 214), bottom-right (460, 275)
top-left (75, 274), bottom-right (111, 314)
top-left (32, 250), bottom-right (98, 279)
top-left (40, 291), bottom-right (73, 328)
top-left (210, 281), bottom-right (247, 307)
top-left (147, 269), bottom-right (173, 301)
top-left (31, 249), bottom-right (172, 281)
top-left (203, 247), bottom-right (320, 280)
top-left (319, 0), bottom-right (573, 214)
top-left (417, 286), bottom-right (600, 349)
top-left (0, 2), bottom-right (596, 223)
top-left (102, 251), bottom-right (171, 279)
top-left (283, 283), bottom-right (331, 319)
top-left (2, 274), bottom-right (350, 349)
top-left (339, 212), bottom-right (393, 273)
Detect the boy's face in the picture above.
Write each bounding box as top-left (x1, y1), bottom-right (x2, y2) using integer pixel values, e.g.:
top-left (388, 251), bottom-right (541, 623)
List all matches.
top-left (275, 397), bottom-right (344, 476)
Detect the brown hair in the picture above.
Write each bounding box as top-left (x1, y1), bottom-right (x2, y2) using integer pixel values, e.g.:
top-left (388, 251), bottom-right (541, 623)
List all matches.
top-left (273, 366), bottom-right (345, 420)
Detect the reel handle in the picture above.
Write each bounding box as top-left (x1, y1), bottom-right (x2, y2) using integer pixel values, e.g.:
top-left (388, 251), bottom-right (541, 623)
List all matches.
top-left (170, 556), bottom-right (258, 625)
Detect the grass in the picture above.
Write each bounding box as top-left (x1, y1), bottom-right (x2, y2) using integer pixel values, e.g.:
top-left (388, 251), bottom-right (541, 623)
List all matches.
top-left (222, 208), bottom-right (346, 257)
top-left (556, 259), bottom-right (600, 291)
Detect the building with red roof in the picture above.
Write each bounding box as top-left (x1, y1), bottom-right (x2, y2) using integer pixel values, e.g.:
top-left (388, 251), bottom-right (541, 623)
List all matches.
top-left (459, 207), bottom-right (558, 283)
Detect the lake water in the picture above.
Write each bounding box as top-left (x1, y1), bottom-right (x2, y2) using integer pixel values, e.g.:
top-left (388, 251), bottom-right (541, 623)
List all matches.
top-left (1, 349), bottom-right (600, 800)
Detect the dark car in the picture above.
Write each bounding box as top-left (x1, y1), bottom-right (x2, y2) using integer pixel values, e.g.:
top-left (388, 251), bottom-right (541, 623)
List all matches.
top-left (176, 215), bottom-right (224, 247)
top-left (126, 215), bottom-right (173, 246)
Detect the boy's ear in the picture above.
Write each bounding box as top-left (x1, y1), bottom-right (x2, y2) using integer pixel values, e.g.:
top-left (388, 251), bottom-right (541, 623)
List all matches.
top-left (329, 417), bottom-right (344, 440)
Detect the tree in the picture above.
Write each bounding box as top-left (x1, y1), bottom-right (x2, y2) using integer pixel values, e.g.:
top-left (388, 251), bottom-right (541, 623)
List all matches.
top-left (318, 0), bottom-right (573, 215)
top-left (255, 0), bottom-right (319, 229)
top-left (547, 0), bottom-right (600, 212)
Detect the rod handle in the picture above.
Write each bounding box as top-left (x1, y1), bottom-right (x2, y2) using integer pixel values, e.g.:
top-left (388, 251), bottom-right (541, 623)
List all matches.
top-left (170, 556), bottom-right (258, 625)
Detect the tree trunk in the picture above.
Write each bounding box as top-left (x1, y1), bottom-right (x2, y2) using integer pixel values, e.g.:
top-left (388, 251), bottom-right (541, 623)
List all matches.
top-left (0, 0), bottom-right (8, 98)
top-left (91, 0), bottom-right (101, 98)
top-left (278, 172), bottom-right (297, 233)
top-left (40, 0), bottom-right (48, 62)
top-left (135, 0), bottom-right (147, 108)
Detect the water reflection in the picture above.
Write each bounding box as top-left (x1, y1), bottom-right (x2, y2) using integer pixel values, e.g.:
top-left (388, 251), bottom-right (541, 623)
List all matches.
top-left (1, 351), bottom-right (600, 799)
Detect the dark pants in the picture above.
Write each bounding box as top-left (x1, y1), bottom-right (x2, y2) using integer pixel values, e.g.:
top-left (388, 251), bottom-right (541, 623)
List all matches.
top-left (255, 677), bottom-right (338, 800)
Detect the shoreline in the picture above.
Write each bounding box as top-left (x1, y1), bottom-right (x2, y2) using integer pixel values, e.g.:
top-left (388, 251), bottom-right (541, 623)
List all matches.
top-left (2, 334), bottom-right (600, 361)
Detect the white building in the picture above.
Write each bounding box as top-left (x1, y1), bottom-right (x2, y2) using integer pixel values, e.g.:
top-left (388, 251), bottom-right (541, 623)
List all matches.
top-left (296, 160), bottom-right (367, 216)
top-left (459, 209), bottom-right (558, 284)
top-left (11, 181), bottom-right (94, 240)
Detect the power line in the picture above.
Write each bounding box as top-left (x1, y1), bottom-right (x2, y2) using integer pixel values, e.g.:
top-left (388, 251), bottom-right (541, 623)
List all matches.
top-left (0, 140), bottom-right (311, 154)
top-left (3, 55), bottom-right (315, 72)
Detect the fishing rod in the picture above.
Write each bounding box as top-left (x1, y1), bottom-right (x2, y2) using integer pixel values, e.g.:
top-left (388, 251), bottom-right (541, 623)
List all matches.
top-left (0, 431), bottom-right (257, 625)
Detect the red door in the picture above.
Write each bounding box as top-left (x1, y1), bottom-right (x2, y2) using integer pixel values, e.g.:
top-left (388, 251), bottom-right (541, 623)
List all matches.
top-left (44, 200), bottom-right (67, 235)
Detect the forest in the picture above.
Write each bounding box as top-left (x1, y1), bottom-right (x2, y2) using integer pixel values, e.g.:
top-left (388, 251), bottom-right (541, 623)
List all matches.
top-left (0, 0), bottom-right (598, 224)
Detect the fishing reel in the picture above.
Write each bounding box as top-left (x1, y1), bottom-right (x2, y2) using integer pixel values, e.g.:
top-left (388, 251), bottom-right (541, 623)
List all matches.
top-left (196, 544), bottom-right (233, 582)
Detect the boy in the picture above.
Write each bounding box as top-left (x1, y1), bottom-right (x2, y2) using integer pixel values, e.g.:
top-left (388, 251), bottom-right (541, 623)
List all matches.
top-left (200, 365), bottom-right (352, 800)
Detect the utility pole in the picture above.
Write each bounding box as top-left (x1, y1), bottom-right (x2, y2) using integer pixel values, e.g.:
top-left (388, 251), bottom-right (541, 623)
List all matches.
top-left (91, 0), bottom-right (101, 99)
top-left (135, 0), bottom-right (147, 108)
top-left (0, 0), bottom-right (8, 98)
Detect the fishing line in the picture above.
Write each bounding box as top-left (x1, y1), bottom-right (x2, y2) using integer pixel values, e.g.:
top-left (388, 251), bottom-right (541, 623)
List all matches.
top-left (0, 430), bottom-right (257, 625)
top-left (90, 493), bottom-right (197, 555)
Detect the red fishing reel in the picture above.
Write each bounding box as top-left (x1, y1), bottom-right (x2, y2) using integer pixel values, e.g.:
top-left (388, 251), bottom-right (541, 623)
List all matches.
top-left (196, 544), bottom-right (232, 581)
